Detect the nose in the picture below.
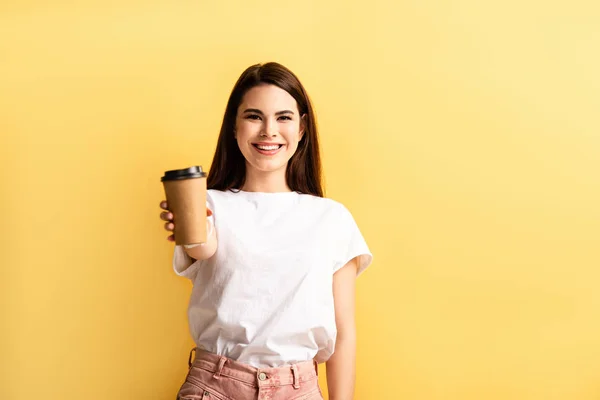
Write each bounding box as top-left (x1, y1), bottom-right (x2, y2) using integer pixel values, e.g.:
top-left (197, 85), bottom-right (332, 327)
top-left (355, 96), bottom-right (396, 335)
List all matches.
top-left (261, 118), bottom-right (279, 137)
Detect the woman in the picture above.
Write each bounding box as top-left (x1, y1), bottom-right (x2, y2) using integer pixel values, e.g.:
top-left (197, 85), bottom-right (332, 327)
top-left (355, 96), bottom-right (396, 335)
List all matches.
top-left (160, 62), bottom-right (372, 399)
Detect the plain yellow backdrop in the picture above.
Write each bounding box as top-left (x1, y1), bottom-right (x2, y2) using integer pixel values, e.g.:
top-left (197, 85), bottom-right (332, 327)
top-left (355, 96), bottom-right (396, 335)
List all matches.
top-left (2, 1), bottom-right (599, 399)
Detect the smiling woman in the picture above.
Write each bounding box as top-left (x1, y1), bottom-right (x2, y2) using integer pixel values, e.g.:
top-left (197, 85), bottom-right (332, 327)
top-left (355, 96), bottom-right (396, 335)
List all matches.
top-left (159, 62), bottom-right (373, 400)
top-left (207, 63), bottom-right (323, 196)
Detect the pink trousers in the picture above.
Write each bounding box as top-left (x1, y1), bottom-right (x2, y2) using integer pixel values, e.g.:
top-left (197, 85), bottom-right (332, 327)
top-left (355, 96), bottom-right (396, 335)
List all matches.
top-left (176, 348), bottom-right (324, 400)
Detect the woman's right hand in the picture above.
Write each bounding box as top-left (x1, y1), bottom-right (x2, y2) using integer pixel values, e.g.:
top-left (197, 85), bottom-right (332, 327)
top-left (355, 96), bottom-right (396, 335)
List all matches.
top-left (159, 201), bottom-right (175, 242)
top-left (159, 200), bottom-right (214, 243)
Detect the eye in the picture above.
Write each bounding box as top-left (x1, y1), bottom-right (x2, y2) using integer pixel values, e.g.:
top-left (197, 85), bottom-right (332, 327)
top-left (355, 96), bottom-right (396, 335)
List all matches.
top-left (278, 115), bottom-right (292, 121)
top-left (245, 114), bottom-right (261, 120)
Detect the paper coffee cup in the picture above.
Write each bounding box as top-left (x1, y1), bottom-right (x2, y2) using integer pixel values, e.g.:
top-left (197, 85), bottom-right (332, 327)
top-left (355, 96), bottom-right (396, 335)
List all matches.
top-left (161, 166), bottom-right (208, 246)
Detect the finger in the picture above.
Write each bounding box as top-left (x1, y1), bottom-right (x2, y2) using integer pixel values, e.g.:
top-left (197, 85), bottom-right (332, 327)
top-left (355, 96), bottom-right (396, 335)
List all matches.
top-left (167, 234), bottom-right (175, 242)
top-left (160, 201), bottom-right (168, 209)
top-left (207, 208), bottom-right (213, 217)
top-left (160, 211), bottom-right (173, 221)
top-left (164, 222), bottom-right (174, 231)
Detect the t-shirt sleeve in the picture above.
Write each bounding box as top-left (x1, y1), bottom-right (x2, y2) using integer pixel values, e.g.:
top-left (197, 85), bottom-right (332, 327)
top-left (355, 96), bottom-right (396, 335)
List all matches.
top-left (172, 245), bottom-right (201, 280)
top-left (171, 191), bottom-right (215, 281)
top-left (333, 204), bottom-right (373, 276)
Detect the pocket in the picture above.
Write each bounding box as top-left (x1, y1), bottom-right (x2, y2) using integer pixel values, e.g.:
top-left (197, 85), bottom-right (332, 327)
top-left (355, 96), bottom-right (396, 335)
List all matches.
top-left (176, 379), bottom-right (226, 400)
top-left (177, 392), bottom-right (212, 400)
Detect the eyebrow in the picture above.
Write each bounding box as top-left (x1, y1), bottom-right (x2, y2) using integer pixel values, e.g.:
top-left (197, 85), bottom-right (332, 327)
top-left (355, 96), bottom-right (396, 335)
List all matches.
top-left (242, 108), bottom-right (295, 116)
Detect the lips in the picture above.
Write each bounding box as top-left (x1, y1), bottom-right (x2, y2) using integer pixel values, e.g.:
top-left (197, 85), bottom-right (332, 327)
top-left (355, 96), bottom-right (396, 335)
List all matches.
top-left (252, 143), bottom-right (284, 151)
top-left (251, 142), bottom-right (284, 156)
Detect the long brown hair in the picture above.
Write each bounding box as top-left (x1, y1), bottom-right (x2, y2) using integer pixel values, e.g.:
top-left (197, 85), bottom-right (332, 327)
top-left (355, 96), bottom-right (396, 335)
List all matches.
top-left (207, 62), bottom-right (323, 197)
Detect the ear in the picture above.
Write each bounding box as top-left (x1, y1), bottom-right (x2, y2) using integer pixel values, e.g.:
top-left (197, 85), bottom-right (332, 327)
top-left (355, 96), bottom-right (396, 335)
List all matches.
top-left (299, 114), bottom-right (307, 140)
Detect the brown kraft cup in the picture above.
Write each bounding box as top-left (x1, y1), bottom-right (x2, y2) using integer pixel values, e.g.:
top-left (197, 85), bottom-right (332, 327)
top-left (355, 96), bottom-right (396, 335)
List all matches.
top-left (161, 166), bottom-right (208, 246)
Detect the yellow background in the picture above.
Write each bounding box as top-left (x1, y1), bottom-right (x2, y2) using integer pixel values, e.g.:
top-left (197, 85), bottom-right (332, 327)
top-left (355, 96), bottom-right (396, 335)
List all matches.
top-left (2, 0), bottom-right (599, 399)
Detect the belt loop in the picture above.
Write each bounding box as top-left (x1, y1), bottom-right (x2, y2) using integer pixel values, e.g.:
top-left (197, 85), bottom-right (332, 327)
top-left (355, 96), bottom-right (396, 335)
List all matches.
top-left (188, 348), bottom-right (196, 369)
top-left (212, 356), bottom-right (227, 380)
top-left (291, 364), bottom-right (300, 389)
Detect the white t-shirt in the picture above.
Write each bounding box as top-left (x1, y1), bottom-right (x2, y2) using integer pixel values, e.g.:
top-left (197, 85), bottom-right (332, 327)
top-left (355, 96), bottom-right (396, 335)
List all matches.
top-left (172, 189), bottom-right (372, 368)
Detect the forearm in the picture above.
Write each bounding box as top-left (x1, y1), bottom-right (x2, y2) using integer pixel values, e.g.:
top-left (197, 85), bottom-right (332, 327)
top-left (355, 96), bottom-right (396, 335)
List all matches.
top-left (183, 226), bottom-right (217, 260)
top-left (326, 335), bottom-right (357, 400)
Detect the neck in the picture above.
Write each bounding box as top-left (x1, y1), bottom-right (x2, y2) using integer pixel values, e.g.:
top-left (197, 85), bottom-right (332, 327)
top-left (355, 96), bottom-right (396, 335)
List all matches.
top-left (242, 166), bottom-right (291, 193)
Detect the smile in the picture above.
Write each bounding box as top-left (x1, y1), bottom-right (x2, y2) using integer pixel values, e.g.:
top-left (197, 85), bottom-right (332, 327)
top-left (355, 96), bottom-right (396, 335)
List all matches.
top-left (252, 143), bottom-right (284, 155)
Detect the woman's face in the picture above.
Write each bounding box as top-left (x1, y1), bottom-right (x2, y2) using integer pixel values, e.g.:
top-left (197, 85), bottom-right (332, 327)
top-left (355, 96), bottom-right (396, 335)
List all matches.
top-left (235, 84), bottom-right (305, 175)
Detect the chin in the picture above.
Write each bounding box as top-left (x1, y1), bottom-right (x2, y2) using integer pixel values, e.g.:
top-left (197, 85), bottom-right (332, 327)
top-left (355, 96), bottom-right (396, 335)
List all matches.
top-left (249, 159), bottom-right (288, 173)
top-left (254, 164), bottom-right (287, 173)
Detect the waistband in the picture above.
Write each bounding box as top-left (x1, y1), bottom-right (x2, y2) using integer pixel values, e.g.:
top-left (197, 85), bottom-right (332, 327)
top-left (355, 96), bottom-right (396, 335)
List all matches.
top-left (188, 348), bottom-right (319, 388)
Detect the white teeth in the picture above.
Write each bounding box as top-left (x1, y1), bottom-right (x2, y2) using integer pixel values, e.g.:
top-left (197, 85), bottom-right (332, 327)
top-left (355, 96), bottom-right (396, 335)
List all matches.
top-left (256, 145), bottom-right (279, 150)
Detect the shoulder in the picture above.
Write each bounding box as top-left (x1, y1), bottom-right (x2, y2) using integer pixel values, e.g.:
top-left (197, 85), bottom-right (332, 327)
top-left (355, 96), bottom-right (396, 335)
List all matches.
top-left (205, 189), bottom-right (232, 209)
top-left (207, 189), bottom-right (242, 201)
top-left (207, 189), bottom-right (228, 197)
top-left (298, 193), bottom-right (341, 208)
top-left (297, 194), bottom-right (354, 221)
top-left (207, 189), bottom-right (225, 200)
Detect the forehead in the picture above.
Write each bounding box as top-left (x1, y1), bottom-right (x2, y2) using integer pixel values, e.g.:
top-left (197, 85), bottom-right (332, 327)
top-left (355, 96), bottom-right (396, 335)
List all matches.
top-left (239, 84), bottom-right (299, 112)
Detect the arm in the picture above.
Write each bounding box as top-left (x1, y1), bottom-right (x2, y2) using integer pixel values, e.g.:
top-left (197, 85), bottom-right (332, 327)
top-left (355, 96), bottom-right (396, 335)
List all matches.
top-left (326, 257), bottom-right (358, 400)
top-left (183, 216), bottom-right (218, 261)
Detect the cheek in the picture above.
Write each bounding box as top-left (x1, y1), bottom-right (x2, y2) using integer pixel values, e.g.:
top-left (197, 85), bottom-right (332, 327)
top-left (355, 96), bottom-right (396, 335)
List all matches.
top-left (235, 122), bottom-right (256, 140)
top-left (281, 123), bottom-right (302, 140)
